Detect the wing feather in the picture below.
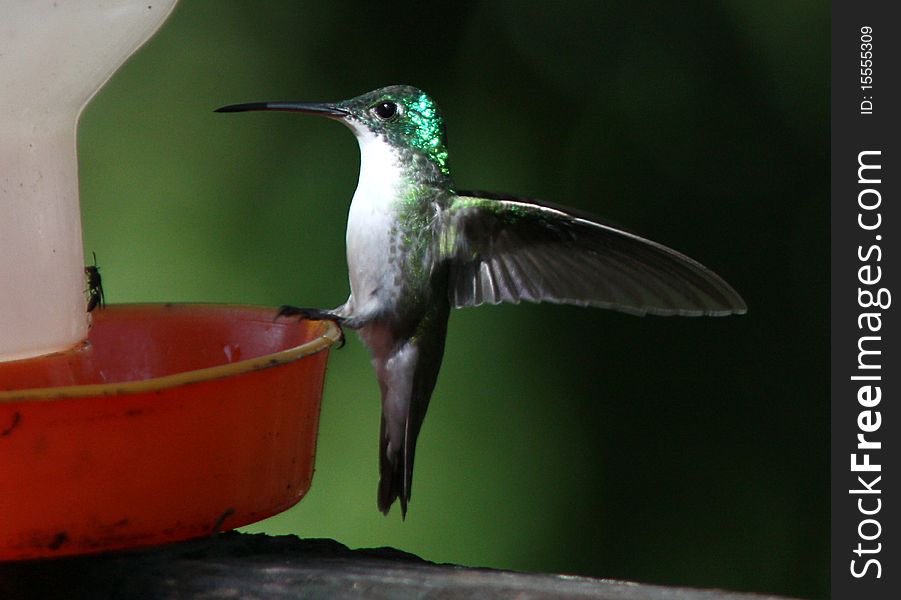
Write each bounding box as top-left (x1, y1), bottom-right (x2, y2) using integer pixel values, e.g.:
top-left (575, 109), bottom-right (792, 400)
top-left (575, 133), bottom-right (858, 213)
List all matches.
top-left (442, 193), bottom-right (747, 316)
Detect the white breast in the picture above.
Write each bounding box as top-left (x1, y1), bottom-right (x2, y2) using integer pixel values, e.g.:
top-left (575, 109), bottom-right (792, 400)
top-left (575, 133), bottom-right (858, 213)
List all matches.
top-left (345, 129), bottom-right (405, 316)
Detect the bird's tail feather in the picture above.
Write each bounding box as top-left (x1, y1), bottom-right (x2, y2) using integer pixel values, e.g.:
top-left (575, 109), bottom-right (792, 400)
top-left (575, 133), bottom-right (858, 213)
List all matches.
top-left (377, 415), bottom-right (407, 516)
top-left (377, 389), bottom-right (427, 518)
top-left (375, 301), bottom-right (449, 517)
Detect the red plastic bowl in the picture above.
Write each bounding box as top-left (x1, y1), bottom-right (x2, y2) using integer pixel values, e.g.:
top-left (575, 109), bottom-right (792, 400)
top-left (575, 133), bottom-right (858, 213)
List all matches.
top-left (0, 304), bottom-right (340, 561)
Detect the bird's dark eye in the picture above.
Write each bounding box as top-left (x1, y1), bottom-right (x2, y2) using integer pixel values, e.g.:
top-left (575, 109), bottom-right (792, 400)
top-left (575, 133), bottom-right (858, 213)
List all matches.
top-left (373, 101), bottom-right (398, 120)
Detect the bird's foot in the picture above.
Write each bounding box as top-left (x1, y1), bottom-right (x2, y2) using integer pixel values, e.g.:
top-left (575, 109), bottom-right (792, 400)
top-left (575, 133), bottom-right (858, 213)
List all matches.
top-left (275, 305), bottom-right (346, 348)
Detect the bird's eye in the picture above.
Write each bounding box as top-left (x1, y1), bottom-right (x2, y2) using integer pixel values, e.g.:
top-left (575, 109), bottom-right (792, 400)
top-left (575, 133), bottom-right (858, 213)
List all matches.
top-left (373, 101), bottom-right (399, 120)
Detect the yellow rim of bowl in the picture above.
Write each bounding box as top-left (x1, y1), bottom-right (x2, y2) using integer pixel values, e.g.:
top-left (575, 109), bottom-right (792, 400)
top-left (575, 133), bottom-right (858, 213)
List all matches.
top-left (0, 307), bottom-right (342, 403)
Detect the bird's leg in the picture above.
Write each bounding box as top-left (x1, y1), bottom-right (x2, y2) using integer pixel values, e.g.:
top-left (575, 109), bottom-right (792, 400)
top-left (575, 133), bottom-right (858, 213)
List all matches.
top-left (276, 305), bottom-right (344, 322)
top-left (276, 305), bottom-right (347, 348)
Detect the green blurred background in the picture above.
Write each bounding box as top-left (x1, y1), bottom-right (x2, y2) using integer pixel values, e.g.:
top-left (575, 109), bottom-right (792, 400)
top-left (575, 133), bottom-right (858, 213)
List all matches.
top-left (78, 1), bottom-right (827, 598)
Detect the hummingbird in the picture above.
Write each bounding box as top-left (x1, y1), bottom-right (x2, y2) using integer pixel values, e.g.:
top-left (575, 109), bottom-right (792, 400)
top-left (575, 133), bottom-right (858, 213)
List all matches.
top-left (216, 85), bottom-right (746, 517)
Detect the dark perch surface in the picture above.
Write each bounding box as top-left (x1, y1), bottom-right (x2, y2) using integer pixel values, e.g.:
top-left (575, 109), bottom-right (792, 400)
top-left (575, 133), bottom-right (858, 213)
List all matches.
top-left (0, 532), bottom-right (799, 600)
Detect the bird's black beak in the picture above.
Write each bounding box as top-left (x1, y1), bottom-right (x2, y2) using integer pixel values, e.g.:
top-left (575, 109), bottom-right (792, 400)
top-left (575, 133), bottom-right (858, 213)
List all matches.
top-left (215, 101), bottom-right (348, 118)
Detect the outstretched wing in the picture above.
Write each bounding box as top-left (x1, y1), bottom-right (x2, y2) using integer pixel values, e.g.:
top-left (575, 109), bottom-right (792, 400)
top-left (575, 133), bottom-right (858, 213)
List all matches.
top-left (441, 192), bottom-right (747, 316)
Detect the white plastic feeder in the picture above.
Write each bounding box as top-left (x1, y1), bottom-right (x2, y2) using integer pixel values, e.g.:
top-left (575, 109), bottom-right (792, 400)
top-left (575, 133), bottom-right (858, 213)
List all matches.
top-left (0, 0), bottom-right (178, 361)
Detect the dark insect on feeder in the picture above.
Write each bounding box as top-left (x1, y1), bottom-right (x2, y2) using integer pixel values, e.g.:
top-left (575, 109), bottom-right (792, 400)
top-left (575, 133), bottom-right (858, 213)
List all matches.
top-left (85, 251), bottom-right (105, 312)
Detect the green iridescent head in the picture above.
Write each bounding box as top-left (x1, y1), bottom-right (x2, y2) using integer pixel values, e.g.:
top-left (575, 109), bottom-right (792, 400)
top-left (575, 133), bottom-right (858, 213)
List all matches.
top-left (216, 85), bottom-right (450, 178)
top-left (336, 85), bottom-right (450, 176)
